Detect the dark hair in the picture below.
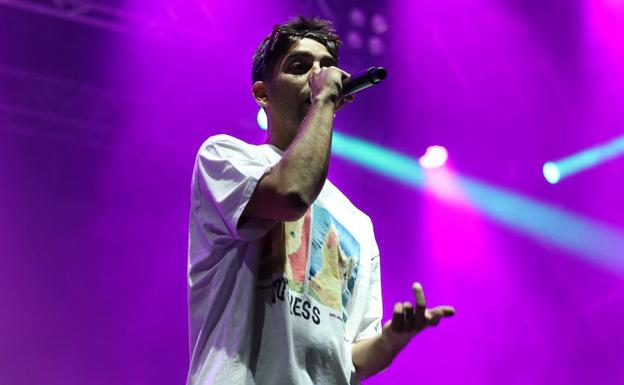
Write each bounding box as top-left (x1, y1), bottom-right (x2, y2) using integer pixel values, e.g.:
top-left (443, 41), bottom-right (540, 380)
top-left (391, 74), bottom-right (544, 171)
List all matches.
top-left (252, 16), bottom-right (341, 84)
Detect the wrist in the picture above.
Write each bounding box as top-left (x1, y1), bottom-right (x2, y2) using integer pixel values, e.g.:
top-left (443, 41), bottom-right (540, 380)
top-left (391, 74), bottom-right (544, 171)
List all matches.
top-left (381, 330), bottom-right (409, 355)
top-left (311, 93), bottom-right (339, 108)
top-left (380, 327), bottom-right (411, 355)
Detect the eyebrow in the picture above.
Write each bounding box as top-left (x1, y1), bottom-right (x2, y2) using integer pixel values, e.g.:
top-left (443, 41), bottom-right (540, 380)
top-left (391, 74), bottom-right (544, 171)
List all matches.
top-left (284, 51), bottom-right (336, 65)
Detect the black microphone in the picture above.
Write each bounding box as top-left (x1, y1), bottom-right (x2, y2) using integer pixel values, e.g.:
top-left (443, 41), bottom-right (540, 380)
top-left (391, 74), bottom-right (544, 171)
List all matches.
top-left (342, 67), bottom-right (388, 97)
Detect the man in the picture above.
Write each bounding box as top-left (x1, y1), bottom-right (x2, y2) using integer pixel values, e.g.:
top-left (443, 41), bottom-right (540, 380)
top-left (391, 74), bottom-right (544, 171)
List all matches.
top-left (187, 16), bottom-right (455, 385)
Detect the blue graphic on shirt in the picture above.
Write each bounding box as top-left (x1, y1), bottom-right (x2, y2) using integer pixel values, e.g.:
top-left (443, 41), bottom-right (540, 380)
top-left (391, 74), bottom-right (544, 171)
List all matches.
top-left (307, 204), bottom-right (360, 318)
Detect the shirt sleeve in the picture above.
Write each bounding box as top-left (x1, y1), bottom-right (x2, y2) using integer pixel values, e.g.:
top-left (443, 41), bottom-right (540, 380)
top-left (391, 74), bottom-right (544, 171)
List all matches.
top-left (192, 135), bottom-right (279, 242)
top-left (354, 234), bottom-right (383, 342)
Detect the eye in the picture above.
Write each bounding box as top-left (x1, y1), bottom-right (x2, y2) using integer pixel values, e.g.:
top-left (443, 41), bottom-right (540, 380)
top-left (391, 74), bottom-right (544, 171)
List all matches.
top-left (289, 60), bottom-right (309, 74)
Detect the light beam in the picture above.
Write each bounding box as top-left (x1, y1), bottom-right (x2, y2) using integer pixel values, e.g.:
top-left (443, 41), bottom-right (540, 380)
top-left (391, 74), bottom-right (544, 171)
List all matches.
top-left (543, 134), bottom-right (624, 183)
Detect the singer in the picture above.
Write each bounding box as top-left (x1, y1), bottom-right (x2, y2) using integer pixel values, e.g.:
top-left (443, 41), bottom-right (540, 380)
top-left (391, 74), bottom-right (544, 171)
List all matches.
top-left (186, 16), bottom-right (455, 385)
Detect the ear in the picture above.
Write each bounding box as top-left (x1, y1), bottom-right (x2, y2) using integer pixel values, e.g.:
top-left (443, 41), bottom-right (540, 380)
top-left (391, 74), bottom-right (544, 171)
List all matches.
top-left (252, 81), bottom-right (270, 108)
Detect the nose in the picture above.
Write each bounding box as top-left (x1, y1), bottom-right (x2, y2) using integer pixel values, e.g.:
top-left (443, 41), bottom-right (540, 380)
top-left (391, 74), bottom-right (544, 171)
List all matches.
top-left (309, 60), bottom-right (327, 76)
top-left (307, 62), bottom-right (322, 83)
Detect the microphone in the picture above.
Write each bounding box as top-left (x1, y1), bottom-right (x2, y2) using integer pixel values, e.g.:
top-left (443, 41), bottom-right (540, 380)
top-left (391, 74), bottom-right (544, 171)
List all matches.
top-left (342, 67), bottom-right (388, 97)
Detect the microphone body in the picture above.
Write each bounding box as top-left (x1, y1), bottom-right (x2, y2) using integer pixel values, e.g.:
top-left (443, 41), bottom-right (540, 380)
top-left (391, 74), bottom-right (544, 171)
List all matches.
top-left (342, 67), bottom-right (388, 97)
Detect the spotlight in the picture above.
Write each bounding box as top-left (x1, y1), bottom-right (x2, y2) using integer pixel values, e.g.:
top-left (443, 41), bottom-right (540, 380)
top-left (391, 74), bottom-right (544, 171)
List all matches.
top-left (542, 162), bottom-right (561, 184)
top-left (368, 36), bottom-right (385, 56)
top-left (346, 31), bottom-right (364, 50)
top-left (346, 7), bottom-right (389, 57)
top-left (349, 8), bottom-right (366, 27)
top-left (370, 13), bottom-right (388, 34)
top-left (330, 132), bottom-right (624, 273)
top-left (543, 134), bottom-right (624, 183)
top-left (419, 145), bottom-right (448, 169)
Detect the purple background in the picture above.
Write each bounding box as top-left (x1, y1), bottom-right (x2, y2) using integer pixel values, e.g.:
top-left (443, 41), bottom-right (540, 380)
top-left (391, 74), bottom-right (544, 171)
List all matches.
top-left (1, 0), bottom-right (623, 384)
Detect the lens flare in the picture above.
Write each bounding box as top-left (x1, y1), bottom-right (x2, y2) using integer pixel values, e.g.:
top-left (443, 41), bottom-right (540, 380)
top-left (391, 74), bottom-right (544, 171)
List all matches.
top-left (257, 107), bottom-right (267, 130)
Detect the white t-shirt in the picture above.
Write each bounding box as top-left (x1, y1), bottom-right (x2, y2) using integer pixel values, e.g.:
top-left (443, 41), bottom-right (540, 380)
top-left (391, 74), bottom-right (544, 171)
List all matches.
top-left (186, 134), bottom-right (383, 385)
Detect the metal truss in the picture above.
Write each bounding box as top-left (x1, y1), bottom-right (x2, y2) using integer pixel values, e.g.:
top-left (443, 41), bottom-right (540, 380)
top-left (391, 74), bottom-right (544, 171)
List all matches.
top-left (0, 0), bottom-right (382, 148)
top-left (0, 0), bottom-right (224, 47)
top-left (0, 64), bottom-right (128, 148)
top-left (0, 64), bottom-right (211, 150)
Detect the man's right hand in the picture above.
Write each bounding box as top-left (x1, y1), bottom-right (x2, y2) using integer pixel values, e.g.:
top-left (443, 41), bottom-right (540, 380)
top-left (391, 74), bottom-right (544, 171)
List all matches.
top-left (309, 66), bottom-right (352, 108)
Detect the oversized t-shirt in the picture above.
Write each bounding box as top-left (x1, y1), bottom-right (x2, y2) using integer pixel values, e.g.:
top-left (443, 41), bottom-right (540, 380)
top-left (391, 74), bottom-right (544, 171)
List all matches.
top-left (186, 134), bottom-right (383, 385)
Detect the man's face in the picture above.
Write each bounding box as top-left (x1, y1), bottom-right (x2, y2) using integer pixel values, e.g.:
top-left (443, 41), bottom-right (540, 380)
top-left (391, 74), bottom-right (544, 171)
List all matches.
top-left (266, 38), bottom-right (337, 131)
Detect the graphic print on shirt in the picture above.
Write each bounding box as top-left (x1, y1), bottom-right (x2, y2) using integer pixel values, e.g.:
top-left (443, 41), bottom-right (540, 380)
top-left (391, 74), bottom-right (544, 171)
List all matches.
top-left (308, 205), bottom-right (360, 320)
top-left (283, 209), bottom-right (311, 294)
top-left (258, 203), bottom-right (360, 324)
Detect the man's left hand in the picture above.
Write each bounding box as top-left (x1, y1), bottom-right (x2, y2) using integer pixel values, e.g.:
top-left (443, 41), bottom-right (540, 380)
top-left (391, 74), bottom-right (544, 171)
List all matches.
top-left (380, 282), bottom-right (455, 353)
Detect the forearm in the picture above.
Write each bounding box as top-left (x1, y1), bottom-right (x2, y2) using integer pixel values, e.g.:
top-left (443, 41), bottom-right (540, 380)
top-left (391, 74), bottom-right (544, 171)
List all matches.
top-left (241, 65), bottom-right (347, 222)
top-left (238, 98), bottom-right (337, 222)
top-left (275, 98), bottom-right (335, 206)
top-left (351, 333), bottom-right (406, 380)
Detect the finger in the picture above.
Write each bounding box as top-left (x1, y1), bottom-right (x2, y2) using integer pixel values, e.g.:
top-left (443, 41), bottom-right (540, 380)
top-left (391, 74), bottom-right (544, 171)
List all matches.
top-left (426, 307), bottom-right (453, 327)
top-left (331, 66), bottom-right (351, 80)
top-left (335, 95), bottom-right (355, 111)
top-left (403, 301), bottom-right (414, 329)
top-left (424, 309), bottom-right (434, 325)
top-left (424, 307), bottom-right (455, 328)
top-left (391, 302), bottom-right (404, 332)
top-left (335, 98), bottom-right (349, 111)
top-left (429, 305), bottom-right (456, 318)
top-left (412, 282), bottom-right (426, 317)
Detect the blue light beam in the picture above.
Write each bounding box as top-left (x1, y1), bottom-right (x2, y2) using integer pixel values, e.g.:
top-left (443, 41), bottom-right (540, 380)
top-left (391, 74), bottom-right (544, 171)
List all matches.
top-left (332, 132), bottom-right (624, 273)
top-left (543, 134), bottom-right (624, 184)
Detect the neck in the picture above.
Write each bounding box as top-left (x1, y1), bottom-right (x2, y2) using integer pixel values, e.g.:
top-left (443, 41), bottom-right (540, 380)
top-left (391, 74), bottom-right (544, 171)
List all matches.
top-left (266, 120), bottom-right (297, 152)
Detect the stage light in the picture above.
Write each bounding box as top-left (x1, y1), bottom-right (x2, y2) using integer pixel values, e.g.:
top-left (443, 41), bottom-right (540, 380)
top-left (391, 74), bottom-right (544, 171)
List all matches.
top-left (257, 107), bottom-right (267, 130)
top-left (370, 13), bottom-right (389, 35)
top-left (346, 31), bottom-right (364, 50)
top-left (346, 7), bottom-right (389, 57)
top-left (419, 145), bottom-right (448, 169)
top-left (543, 134), bottom-right (624, 183)
top-left (255, 119), bottom-right (624, 270)
top-left (368, 36), bottom-right (385, 56)
top-left (331, 132), bottom-right (624, 273)
top-left (349, 8), bottom-right (366, 27)
top-left (332, 131), bottom-right (425, 185)
top-left (542, 162), bottom-right (561, 184)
